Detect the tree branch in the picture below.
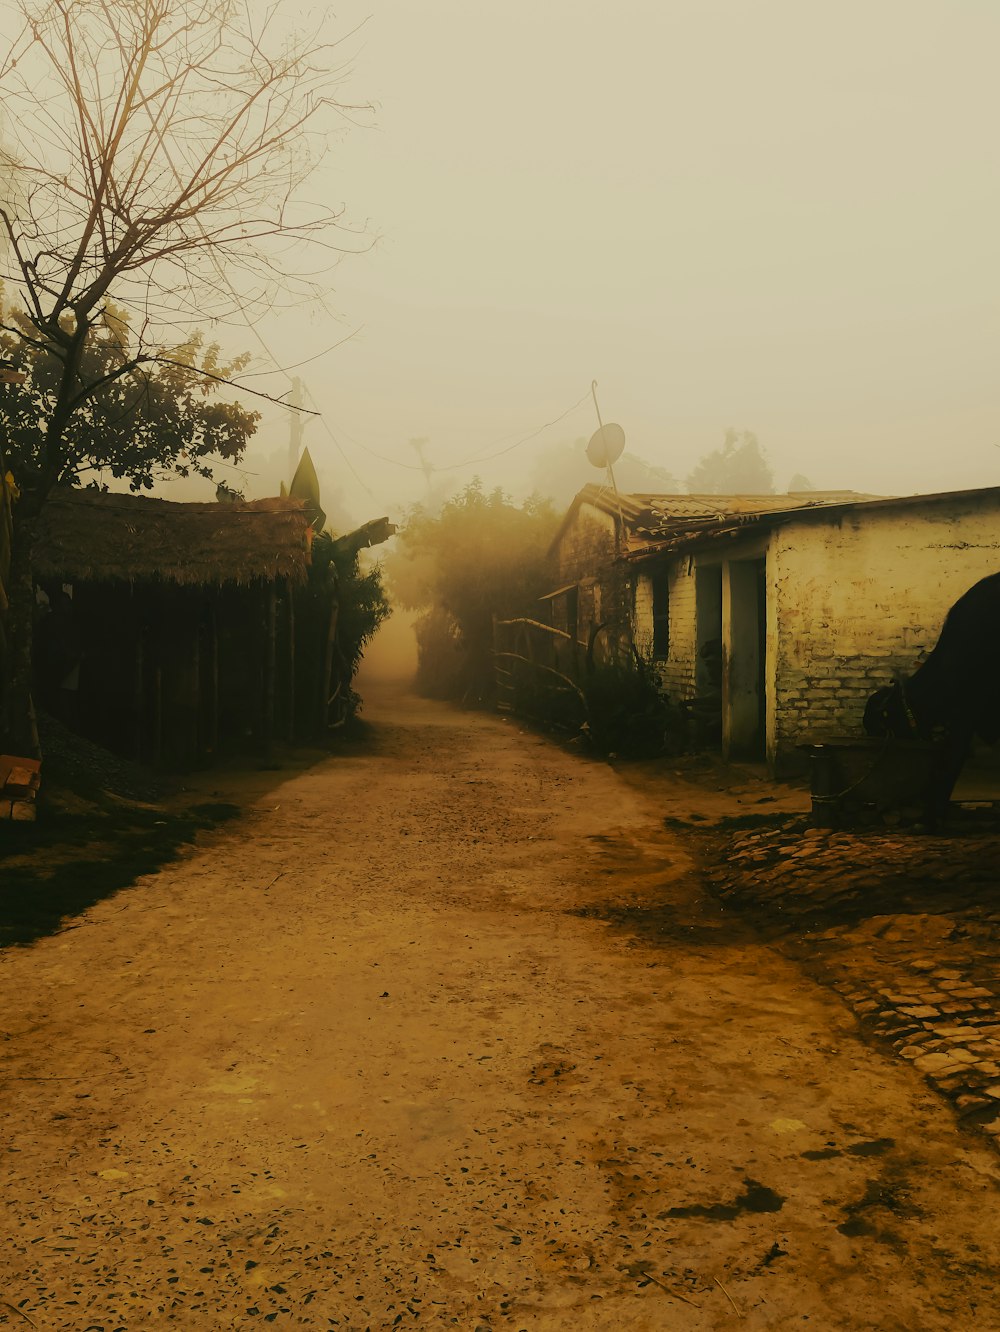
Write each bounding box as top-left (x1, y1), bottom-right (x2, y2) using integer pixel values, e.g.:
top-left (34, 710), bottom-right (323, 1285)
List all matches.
top-left (146, 355), bottom-right (321, 412)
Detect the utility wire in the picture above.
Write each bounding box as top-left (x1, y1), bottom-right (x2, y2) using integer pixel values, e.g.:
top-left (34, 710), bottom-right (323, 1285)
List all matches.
top-left (235, 328), bottom-right (364, 378)
top-left (301, 384), bottom-right (373, 497)
top-left (330, 389), bottom-right (593, 474)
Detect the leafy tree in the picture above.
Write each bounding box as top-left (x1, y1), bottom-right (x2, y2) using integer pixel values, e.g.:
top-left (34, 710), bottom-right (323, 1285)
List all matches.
top-left (686, 429), bottom-right (775, 495)
top-left (0, 300), bottom-right (258, 491)
top-left (281, 447), bottom-right (392, 731)
top-left (0, 0), bottom-right (363, 752)
top-left (299, 531), bottom-right (391, 731)
top-left (385, 480), bottom-right (558, 704)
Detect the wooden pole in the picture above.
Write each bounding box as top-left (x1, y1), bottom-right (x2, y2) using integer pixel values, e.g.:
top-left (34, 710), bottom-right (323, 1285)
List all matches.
top-left (2, 514), bottom-right (41, 757)
top-left (319, 583), bottom-right (340, 735)
top-left (286, 580), bottom-right (296, 743)
top-left (153, 663), bottom-right (162, 767)
top-left (133, 629), bottom-right (144, 762)
top-left (263, 581), bottom-right (277, 758)
top-left (191, 621), bottom-right (201, 766)
top-left (209, 602), bottom-right (219, 757)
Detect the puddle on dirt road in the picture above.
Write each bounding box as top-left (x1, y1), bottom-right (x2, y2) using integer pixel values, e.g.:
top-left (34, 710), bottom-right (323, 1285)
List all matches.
top-left (836, 1173), bottom-right (918, 1241)
top-left (662, 1177), bottom-right (785, 1221)
top-left (802, 1137), bottom-right (896, 1162)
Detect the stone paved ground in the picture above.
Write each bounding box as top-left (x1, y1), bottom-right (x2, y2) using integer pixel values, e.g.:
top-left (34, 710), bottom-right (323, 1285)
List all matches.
top-left (697, 812), bottom-right (1000, 1147)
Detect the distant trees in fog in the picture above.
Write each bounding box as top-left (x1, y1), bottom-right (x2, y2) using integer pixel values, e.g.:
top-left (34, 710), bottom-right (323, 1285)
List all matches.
top-left (529, 438), bottom-right (680, 508)
top-left (685, 429), bottom-right (775, 495)
top-left (529, 428), bottom-right (785, 506)
top-left (384, 480), bottom-right (557, 704)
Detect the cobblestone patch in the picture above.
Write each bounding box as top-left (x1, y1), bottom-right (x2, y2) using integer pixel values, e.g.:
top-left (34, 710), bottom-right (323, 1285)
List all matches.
top-left (698, 816), bottom-right (1000, 1145)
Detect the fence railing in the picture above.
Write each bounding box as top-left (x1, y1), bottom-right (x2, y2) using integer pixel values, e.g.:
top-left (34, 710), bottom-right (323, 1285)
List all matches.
top-left (492, 616), bottom-right (589, 726)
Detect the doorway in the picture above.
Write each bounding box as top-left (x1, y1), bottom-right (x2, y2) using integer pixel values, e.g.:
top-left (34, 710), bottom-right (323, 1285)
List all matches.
top-left (693, 565), bottom-right (724, 745)
top-left (724, 557), bottom-right (767, 761)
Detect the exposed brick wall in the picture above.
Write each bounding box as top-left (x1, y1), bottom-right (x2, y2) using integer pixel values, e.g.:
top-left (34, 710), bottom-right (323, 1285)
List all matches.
top-left (770, 498), bottom-right (1000, 762)
top-left (633, 562), bottom-right (699, 701)
top-left (556, 495), bottom-right (1000, 765)
top-left (633, 573), bottom-right (653, 653)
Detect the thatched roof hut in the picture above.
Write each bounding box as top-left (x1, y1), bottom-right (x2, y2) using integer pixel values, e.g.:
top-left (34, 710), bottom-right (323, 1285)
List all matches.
top-left (33, 488), bottom-right (312, 587)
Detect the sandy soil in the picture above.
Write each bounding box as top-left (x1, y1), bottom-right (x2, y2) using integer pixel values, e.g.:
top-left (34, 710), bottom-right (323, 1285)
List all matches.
top-left (1, 684), bottom-right (999, 1330)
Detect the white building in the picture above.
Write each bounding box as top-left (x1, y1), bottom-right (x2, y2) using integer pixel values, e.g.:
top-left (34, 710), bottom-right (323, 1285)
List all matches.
top-left (546, 484), bottom-right (1000, 773)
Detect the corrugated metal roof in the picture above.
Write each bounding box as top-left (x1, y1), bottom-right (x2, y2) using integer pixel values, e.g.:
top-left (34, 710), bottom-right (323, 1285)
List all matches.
top-left (558, 483), bottom-right (883, 549)
top-left (555, 482), bottom-right (1000, 564)
top-left (629, 487), bottom-right (1000, 561)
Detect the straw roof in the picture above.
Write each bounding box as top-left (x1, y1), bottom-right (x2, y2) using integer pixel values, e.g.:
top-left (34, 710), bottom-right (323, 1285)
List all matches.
top-left (33, 488), bottom-right (313, 587)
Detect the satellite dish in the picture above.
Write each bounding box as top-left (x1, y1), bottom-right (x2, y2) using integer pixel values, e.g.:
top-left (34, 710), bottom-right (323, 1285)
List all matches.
top-left (586, 422), bottom-right (626, 469)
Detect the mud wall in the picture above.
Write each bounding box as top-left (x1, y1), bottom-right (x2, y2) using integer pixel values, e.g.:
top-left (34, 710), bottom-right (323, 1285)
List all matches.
top-left (549, 503), bottom-right (626, 646)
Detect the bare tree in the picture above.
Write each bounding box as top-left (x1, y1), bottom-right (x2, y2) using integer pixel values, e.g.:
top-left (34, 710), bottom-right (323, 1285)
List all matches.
top-left (0, 0), bottom-right (369, 752)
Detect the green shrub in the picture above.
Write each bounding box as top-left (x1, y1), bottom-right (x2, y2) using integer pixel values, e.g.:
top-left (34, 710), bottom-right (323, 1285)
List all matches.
top-left (582, 649), bottom-right (685, 758)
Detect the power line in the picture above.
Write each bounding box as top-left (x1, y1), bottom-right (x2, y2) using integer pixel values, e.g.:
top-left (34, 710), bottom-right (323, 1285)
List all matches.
top-left (301, 386), bottom-right (374, 497)
top-left (235, 328), bottom-right (364, 378)
top-left (329, 389), bottom-right (593, 475)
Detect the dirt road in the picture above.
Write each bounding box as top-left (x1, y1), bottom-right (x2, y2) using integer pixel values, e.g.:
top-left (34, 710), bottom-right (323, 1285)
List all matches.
top-left (1, 687), bottom-right (998, 1330)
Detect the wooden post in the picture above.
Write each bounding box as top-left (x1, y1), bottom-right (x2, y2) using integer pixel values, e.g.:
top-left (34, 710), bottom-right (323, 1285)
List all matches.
top-left (208, 603), bottom-right (219, 758)
top-left (153, 663), bottom-right (163, 767)
top-left (263, 581), bottom-right (277, 757)
top-left (286, 580), bottom-right (296, 743)
top-left (319, 584), bottom-right (340, 734)
top-left (2, 513), bottom-right (41, 757)
top-left (190, 624), bottom-right (201, 765)
top-left (133, 629), bottom-right (144, 762)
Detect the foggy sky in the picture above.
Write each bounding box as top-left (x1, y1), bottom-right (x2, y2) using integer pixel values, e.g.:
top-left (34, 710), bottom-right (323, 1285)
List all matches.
top-left (186, 2), bottom-right (1000, 526)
